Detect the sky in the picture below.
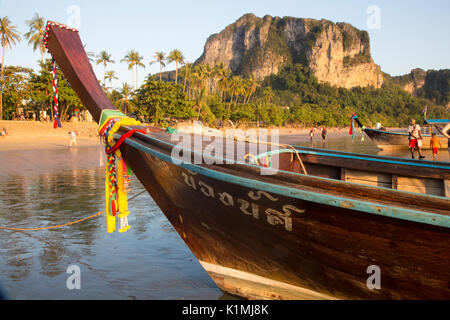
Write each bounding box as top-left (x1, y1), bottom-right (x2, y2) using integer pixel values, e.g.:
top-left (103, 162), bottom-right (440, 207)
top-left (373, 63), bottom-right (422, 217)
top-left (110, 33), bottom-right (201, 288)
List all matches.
top-left (1, 0), bottom-right (449, 90)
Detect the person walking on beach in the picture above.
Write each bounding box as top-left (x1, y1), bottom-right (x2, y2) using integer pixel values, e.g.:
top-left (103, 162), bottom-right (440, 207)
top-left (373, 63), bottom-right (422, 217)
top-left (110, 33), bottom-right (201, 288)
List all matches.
top-left (309, 128), bottom-right (315, 143)
top-left (408, 119), bottom-right (425, 159)
top-left (69, 130), bottom-right (78, 147)
top-left (429, 133), bottom-right (442, 161)
top-left (321, 128), bottom-right (327, 141)
top-left (440, 122), bottom-right (450, 157)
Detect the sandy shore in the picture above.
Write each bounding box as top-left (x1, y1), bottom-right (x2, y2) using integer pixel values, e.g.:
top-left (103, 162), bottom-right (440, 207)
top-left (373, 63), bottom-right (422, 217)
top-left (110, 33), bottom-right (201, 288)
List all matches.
top-left (0, 121), bottom-right (101, 151)
top-left (1, 120), bottom-right (394, 153)
top-left (0, 121), bottom-right (360, 152)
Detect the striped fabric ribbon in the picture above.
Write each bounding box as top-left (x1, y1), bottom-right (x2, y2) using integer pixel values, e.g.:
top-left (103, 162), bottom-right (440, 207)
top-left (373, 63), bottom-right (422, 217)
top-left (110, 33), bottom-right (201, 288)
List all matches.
top-left (52, 58), bottom-right (62, 128)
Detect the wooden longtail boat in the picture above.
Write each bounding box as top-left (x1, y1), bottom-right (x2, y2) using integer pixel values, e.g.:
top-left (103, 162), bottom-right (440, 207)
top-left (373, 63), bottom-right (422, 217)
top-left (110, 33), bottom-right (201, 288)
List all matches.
top-left (44, 22), bottom-right (450, 300)
top-left (353, 116), bottom-right (449, 150)
top-left (364, 128), bottom-right (448, 150)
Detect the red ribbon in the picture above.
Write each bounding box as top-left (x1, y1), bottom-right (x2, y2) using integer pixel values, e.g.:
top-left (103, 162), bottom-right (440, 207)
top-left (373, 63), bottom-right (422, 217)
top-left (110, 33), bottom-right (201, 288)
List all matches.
top-left (105, 129), bottom-right (146, 155)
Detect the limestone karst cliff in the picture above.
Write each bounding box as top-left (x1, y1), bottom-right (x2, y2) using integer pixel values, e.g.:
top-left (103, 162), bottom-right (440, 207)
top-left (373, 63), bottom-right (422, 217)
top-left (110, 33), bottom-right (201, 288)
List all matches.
top-left (389, 68), bottom-right (450, 107)
top-left (195, 13), bottom-right (384, 89)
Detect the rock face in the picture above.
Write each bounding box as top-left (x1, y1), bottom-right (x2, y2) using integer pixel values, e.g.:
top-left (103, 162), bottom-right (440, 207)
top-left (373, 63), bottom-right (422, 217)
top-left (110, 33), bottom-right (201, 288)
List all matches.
top-left (391, 68), bottom-right (426, 95)
top-left (391, 68), bottom-right (450, 106)
top-left (196, 14), bottom-right (383, 89)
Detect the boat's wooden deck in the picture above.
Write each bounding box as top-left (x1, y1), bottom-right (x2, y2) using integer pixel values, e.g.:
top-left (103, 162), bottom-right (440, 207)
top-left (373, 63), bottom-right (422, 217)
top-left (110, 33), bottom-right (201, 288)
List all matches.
top-left (120, 127), bottom-right (450, 216)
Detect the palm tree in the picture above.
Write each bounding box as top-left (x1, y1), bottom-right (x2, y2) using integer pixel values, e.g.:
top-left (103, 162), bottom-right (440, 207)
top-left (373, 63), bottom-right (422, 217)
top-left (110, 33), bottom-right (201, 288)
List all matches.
top-left (133, 52), bottom-right (145, 89)
top-left (191, 64), bottom-right (208, 101)
top-left (212, 62), bottom-right (226, 94)
top-left (182, 62), bottom-right (192, 93)
top-left (263, 87), bottom-right (274, 104)
top-left (217, 65), bottom-right (231, 102)
top-left (243, 76), bottom-right (259, 104)
top-left (149, 52), bottom-right (166, 81)
top-left (204, 63), bottom-right (214, 93)
top-left (96, 50), bottom-right (115, 87)
top-left (114, 83), bottom-right (136, 114)
top-left (167, 49), bottom-right (184, 85)
top-left (87, 52), bottom-right (96, 63)
top-left (0, 17), bottom-right (21, 120)
top-left (227, 76), bottom-right (244, 109)
top-left (24, 13), bottom-right (45, 63)
top-left (121, 50), bottom-right (137, 89)
top-left (105, 70), bottom-right (118, 91)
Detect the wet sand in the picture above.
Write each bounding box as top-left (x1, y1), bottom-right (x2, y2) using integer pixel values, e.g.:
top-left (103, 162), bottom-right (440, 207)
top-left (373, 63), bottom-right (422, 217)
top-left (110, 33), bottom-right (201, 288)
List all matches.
top-left (1, 121), bottom-right (358, 151)
top-left (0, 121), bottom-right (100, 152)
top-left (0, 121), bottom-right (105, 175)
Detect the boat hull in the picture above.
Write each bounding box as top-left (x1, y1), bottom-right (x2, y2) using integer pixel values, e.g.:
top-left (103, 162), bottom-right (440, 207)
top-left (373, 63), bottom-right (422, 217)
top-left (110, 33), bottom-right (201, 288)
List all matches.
top-left (120, 142), bottom-right (450, 300)
top-left (364, 129), bottom-right (448, 150)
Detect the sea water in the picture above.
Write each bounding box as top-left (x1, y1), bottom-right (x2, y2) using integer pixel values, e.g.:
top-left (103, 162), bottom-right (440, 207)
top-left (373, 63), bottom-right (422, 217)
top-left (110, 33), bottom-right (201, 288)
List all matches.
top-left (0, 146), bottom-right (222, 300)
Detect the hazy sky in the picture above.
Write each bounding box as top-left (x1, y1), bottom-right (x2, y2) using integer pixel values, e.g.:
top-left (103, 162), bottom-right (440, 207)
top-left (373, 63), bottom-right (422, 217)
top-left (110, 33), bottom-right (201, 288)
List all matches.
top-left (1, 0), bottom-right (449, 89)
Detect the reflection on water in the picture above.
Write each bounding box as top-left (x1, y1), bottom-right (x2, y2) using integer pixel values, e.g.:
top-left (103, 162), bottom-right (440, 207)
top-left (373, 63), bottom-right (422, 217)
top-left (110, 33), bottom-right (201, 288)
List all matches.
top-left (0, 162), bottom-right (222, 300)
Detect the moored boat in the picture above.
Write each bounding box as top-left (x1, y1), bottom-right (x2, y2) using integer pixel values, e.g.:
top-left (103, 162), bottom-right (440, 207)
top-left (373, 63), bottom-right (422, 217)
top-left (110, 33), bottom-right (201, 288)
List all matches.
top-left (44, 22), bottom-right (450, 300)
top-left (353, 116), bottom-right (449, 150)
top-left (364, 127), bottom-right (448, 150)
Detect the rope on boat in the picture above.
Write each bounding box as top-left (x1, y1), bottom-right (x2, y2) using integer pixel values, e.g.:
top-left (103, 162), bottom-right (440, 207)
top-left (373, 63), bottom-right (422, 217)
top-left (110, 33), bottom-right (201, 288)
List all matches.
top-left (0, 190), bottom-right (147, 232)
top-left (0, 212), bottom-right (104, 232)
top-left (225, 120), bottom-right (307, 174)
top-left (237, 135), bottom-right (308, 175)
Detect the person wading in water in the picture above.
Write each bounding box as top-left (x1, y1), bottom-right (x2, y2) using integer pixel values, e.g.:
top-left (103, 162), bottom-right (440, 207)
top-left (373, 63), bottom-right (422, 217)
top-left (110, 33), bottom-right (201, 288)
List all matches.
top-left (440, 122), bottom-right (450, 157)
top-left (408, 119), bottom-right (425, 159)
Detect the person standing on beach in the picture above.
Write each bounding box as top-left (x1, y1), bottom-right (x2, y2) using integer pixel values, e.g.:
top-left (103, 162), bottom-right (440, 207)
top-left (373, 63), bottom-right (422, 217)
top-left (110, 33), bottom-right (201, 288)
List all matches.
top-left (408, 119), bottom-right (425, 159)
top-left (321, 128), bottom-right (327, 141)
top-left (429, 133), bottom-right (441, 161)
top-left (309, 128), bottom-right (315, 143)
top-left (440, 122), bottom-right (450, 157)
top-left (69, 130), bottom-right (78, 147)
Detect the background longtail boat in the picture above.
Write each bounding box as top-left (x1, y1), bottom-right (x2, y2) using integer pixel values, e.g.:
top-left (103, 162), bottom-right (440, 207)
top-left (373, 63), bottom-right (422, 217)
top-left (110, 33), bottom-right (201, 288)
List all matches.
top-left (44, 21), bottom-right (450, 300)
top-left (355, 116), bottom-right (449, 150)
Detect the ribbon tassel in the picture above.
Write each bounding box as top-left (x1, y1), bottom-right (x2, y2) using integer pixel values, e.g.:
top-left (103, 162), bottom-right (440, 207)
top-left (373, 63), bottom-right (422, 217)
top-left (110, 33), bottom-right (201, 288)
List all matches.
top-left (97, 110), bottom-right (143, 234)
top-left (52, 58), bottom-right (62, 128)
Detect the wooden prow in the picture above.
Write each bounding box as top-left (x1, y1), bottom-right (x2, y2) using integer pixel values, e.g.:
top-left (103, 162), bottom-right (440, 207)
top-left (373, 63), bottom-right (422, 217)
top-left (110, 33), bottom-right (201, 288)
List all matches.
top-left (44, 21), bottom-right (115, 123)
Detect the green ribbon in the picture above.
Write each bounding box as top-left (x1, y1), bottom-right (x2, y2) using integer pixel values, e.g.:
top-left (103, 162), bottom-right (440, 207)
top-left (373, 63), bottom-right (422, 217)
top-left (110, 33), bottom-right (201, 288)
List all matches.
top-left (99, 109), bottom-right (127, 128)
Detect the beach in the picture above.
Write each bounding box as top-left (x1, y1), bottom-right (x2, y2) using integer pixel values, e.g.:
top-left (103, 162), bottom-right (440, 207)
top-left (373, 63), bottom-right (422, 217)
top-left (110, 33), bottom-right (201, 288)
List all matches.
top-left (0, 121), bottom-right (358, 152)
top-left (0, 121), bottom-right (100, 152)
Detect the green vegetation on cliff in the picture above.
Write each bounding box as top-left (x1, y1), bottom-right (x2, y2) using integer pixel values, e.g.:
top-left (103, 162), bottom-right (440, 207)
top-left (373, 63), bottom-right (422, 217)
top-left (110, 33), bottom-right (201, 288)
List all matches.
top-left (134, 63), bottom-right (448, 128)
top-left (417, 69), bottom-right (450, 106)
top-left (389, 68), bottom-right (450, 106)
top-left (259, 64), bottom-right (448, 127)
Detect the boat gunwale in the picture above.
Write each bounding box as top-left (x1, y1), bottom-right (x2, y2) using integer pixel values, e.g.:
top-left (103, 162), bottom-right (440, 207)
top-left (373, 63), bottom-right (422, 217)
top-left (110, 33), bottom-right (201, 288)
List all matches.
top-left (117, 128), bottom-right (450, 195)
top-left (364, 127), bottom-right (446, 138)
top-left (115, 129), bottom-right (450, 229)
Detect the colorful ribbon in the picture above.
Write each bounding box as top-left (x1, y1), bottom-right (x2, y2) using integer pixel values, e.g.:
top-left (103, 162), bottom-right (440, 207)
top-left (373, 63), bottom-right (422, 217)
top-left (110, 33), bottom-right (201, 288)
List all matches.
top-left (98, 110), bottom-right (142, 233)
top-left (350, 114), bottom-right (358, 140)
top-left (52, 58), bottom-right (62, 129)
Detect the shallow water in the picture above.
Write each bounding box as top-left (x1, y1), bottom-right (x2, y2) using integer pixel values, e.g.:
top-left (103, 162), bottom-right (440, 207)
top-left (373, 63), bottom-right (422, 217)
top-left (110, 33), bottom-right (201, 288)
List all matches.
top-left (0, 135), bottom-right (448, 300)
top-left (0, 148), bottom-right (223, 300)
